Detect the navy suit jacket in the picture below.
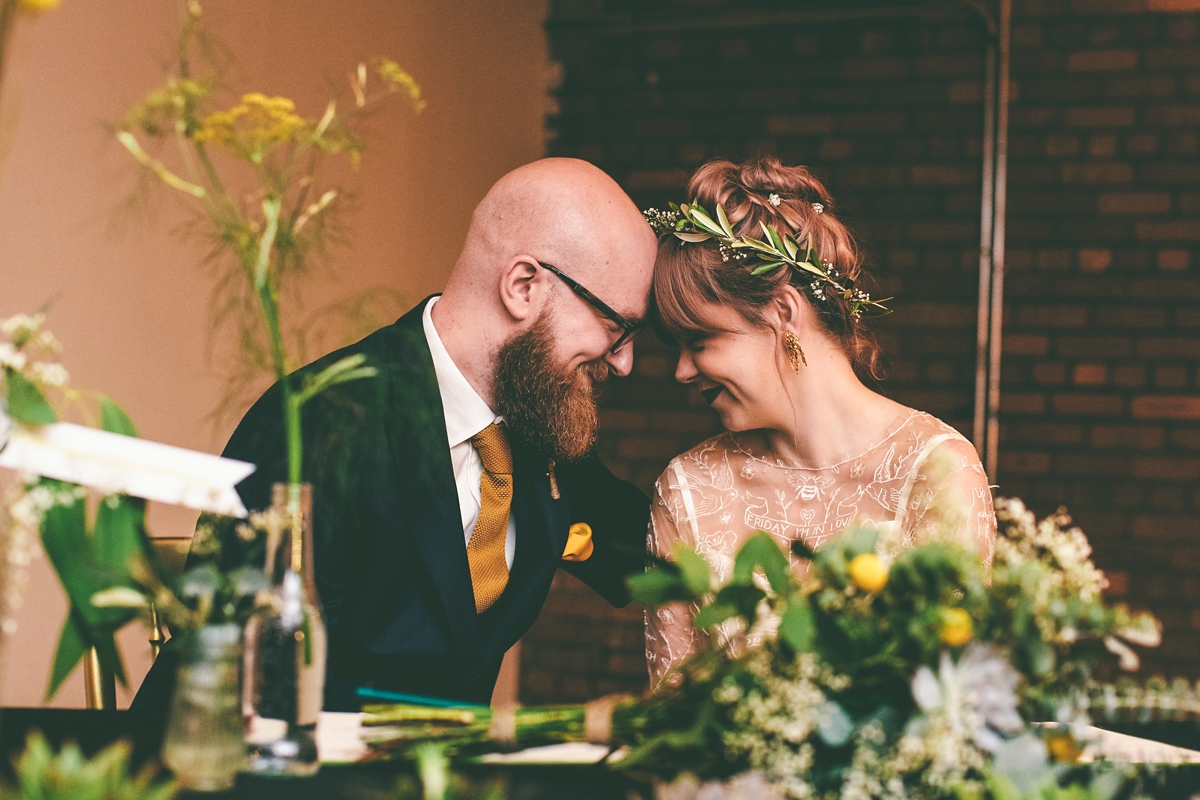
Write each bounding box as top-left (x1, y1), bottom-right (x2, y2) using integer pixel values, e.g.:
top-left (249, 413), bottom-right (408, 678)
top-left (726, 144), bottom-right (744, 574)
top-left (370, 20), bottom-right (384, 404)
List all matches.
top-left (135, 297), bottom-right (648, 711)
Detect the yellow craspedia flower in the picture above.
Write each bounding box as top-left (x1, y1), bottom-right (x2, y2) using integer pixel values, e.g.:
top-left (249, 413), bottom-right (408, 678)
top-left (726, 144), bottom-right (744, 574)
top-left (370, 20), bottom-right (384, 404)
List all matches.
top-left (16, 0), bottom-right (61, 12)
top-left (939, 607), bottom-right (974, 647)
top-left (1045, 730), bottom-right (1083, 763)
top-left (847, 553), bottom-right (888, 593)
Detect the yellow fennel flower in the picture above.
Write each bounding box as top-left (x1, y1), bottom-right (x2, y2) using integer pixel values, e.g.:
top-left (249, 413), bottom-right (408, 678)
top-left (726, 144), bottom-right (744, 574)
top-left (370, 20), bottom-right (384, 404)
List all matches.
top-left (939, 607), bottom-right (974, 647)
top-left (193, 93), bottom-right (309, 158)
top-left (847, 553), bottom-right (888, 593)
top-left (17, 0), bottom-right (61, 12)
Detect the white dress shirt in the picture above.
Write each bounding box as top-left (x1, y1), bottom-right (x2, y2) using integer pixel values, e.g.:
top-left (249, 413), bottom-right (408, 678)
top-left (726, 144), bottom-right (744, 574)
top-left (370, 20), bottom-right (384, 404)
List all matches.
top-left (422, 297), bottom-right (516, 569)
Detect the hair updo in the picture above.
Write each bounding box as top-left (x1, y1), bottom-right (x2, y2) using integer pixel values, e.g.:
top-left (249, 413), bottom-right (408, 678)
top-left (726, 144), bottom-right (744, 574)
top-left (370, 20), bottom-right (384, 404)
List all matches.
top-left (652, 156), bottom-right (882, 379)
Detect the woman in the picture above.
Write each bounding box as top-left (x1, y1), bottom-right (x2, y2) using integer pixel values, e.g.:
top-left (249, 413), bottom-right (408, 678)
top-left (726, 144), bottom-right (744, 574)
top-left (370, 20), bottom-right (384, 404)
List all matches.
top-left (644, 157), bottom-right (997, 686)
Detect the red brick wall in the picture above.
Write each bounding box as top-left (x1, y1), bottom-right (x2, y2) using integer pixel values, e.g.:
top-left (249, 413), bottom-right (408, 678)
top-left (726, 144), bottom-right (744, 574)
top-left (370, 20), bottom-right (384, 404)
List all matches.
top-left (520, 1), bottom-right (1200, 703)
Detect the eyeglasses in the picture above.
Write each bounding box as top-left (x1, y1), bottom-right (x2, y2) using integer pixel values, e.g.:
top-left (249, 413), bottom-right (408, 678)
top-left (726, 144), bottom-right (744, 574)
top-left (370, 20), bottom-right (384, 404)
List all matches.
top-left (537, 261), bottom-right (644, 355)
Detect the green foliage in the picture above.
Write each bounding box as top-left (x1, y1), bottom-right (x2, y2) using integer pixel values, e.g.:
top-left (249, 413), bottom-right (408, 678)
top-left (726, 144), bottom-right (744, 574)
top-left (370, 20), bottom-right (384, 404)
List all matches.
top-left (2, 733), bottom-right (175, 800)
top-left (5, 369), bottom-right (58, 426)
top-left (37, 481), bottom-right (147, 698)
top-left (643, 201), bottom-right (891, 319)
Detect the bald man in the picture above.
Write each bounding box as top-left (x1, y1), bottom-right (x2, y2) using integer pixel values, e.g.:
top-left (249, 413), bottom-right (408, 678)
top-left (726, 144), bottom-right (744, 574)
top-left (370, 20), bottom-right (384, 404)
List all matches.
top-left (136, 159), bottom-right (659, 711)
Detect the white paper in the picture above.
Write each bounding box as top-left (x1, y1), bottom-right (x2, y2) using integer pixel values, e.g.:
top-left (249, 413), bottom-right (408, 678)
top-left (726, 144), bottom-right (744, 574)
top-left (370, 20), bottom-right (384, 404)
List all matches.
top-left (317, 712), bottom-right (369, 764)
top-left (0, 416), bottom-right (255, 517)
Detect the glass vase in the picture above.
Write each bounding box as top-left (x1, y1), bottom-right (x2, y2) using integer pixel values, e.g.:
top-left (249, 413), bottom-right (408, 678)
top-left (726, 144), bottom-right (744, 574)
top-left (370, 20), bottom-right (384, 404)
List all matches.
top-left (162, 623), bottom-right (245, 792)
top-left (242, 482), bottom-right (327, 776)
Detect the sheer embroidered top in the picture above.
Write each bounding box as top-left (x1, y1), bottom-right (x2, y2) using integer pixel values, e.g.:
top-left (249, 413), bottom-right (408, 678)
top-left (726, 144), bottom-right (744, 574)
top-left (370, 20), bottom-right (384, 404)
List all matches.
top-left (644, 410), bottom-right (997, 687)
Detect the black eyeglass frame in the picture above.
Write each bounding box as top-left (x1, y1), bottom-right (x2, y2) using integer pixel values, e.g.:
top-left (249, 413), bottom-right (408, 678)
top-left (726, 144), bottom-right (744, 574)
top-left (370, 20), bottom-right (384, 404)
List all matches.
top-left (537, 261), bottom-right (644, 355)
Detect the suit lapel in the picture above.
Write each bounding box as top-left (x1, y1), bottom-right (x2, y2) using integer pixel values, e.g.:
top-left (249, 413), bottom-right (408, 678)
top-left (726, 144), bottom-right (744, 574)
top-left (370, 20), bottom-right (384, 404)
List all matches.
top-left (380, 298), bottom-right (481, 658)
top-left (513, 444), bottom-right (569, 569)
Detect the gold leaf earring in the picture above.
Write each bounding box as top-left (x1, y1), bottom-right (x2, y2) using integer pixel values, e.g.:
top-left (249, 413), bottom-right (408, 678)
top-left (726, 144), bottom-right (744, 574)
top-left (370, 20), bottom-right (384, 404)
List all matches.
top-left (784, 331), bottom-right (806, 373)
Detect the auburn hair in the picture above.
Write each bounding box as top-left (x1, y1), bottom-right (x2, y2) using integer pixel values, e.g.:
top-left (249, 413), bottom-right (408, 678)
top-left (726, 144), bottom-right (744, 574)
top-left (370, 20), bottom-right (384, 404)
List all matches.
top-left (653, 156), bottom-right (883, 380)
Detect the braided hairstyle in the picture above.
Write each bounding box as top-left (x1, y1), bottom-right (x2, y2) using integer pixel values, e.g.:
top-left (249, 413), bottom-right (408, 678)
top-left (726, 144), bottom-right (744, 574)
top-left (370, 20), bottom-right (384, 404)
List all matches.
top-left (653, 156), bottom-right (882, 379)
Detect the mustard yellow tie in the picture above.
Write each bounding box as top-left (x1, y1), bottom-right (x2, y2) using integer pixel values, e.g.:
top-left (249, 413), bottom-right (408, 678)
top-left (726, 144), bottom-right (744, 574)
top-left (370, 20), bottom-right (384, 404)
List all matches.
top-left (467, 423), bottom-right (512, 612)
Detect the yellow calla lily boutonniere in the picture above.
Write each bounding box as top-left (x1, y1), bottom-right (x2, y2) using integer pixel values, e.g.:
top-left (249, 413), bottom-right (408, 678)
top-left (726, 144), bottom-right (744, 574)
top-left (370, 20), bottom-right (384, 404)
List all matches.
top-left (562, 522), bottom-right (593, 562)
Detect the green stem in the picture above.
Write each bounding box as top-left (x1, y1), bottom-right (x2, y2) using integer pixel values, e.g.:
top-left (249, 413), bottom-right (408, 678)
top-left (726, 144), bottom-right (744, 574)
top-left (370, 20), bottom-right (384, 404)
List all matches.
top-left (252, 196), bottom-right (302, 495)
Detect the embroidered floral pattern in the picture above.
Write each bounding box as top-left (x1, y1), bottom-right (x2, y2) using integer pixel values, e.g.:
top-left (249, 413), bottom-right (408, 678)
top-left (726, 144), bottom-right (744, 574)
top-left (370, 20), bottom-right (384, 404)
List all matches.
top-left (645, 411), bottom-right (997, 687)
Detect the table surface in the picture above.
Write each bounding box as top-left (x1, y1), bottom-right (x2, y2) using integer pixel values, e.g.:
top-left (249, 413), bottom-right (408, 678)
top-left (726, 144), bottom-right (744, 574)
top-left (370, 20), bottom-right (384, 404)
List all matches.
top-left (1, 708), bottom-right (1199, 799)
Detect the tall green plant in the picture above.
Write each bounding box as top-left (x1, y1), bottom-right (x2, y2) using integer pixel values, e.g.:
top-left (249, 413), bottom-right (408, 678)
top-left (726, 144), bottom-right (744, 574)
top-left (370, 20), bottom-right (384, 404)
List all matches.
top-left (117, 1), bottom-right (423, 509)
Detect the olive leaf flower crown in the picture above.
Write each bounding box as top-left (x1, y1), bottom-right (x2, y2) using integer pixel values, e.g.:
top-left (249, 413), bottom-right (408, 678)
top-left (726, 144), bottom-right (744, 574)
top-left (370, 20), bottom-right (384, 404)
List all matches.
top-left (643, 200), bottom-right (891, 319)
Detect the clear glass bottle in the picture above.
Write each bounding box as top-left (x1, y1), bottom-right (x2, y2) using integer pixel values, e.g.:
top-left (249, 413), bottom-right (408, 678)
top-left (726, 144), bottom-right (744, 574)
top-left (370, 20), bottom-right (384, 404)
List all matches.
top-left (162, 623), bottom-right (245, 791)
top-left (242, 482), bottom-right (328, 776)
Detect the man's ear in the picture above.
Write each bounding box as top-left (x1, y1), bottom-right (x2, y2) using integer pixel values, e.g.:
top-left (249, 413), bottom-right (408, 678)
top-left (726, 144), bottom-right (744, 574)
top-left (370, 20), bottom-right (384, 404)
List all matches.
top-left (498, 257), bottom-right (542, 322)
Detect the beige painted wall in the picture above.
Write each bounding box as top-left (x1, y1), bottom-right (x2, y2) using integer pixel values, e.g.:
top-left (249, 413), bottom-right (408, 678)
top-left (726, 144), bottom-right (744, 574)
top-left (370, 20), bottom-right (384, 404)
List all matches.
top-left (0, 0), bottom-right (547, 707)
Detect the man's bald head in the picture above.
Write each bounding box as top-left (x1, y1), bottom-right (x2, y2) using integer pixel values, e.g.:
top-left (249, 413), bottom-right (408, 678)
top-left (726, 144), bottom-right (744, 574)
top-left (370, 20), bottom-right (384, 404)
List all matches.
top-left (445, 158), bottom-right (656, 318)
top-left (433, 158), bottom-right (657, 411)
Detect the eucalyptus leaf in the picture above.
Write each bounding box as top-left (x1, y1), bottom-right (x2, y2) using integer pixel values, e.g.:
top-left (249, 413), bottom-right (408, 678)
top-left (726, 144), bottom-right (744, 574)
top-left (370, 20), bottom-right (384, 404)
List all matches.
top-left (816, 700), bottom-right (854, 746)
top-left (229, 565), bottom-right (269, 597)
top-left (179, 563), bottom-right (223, 599)
top-left (5, 369), bottom-right (58, 426)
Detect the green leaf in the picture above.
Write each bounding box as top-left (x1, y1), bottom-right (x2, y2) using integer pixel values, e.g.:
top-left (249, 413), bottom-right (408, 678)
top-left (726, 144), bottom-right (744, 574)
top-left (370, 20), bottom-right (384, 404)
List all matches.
top-left (792, 260), bottom-right (827, 279)
top-left (673, 545), bottom-right (712, 597)
top-left (98, 397), bottom-right (137, 437)
top-left (674, 232), bottom-right (713, 243)
top-left (688, 208), bottom-right (724, 236)
top-left (764, 224), bottom-right (787, 255)
top-left (46, 612), bottom-right (87, 700)
top-left (627, 568), bottom-right (689, 607)
top-left (715, 203), bottom-right (734, 238)
top-left (750, 261), bottom-right (785, 276)
top-left (782, 234), bottom-right (800, 261)
top-left (5, 369), bottom-right (58, 426)
top-left (92, 494), bottom-right (146, 574)
top-left (778, 601), bottom-right (815, 652)
top-left (731, 531), bottom-right (792, 593)
top-left (692, 601), bottom-right (738, 630)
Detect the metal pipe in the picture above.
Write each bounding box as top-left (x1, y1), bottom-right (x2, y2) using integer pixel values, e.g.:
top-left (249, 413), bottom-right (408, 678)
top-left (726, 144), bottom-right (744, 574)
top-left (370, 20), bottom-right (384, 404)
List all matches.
top-left (974, 34), bottom-right (998, 456)
top-left (985, 0), bottom-right (1011, 482)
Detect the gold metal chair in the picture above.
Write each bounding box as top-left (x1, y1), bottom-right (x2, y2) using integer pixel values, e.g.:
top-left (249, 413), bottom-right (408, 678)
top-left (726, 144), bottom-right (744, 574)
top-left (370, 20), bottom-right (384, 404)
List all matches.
top-left (83, 536), bottom-right (192, 709)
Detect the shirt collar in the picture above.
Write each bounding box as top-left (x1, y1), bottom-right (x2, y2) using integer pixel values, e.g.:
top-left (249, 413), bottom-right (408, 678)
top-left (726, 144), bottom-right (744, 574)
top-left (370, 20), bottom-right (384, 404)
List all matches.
top-left (422, 296), bottom-right (502, 449)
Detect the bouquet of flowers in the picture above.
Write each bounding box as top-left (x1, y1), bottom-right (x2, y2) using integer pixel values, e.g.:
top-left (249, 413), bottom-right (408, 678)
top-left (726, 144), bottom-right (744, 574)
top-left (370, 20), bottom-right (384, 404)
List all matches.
top-left (362, 499), bottom-right (1163, 799)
